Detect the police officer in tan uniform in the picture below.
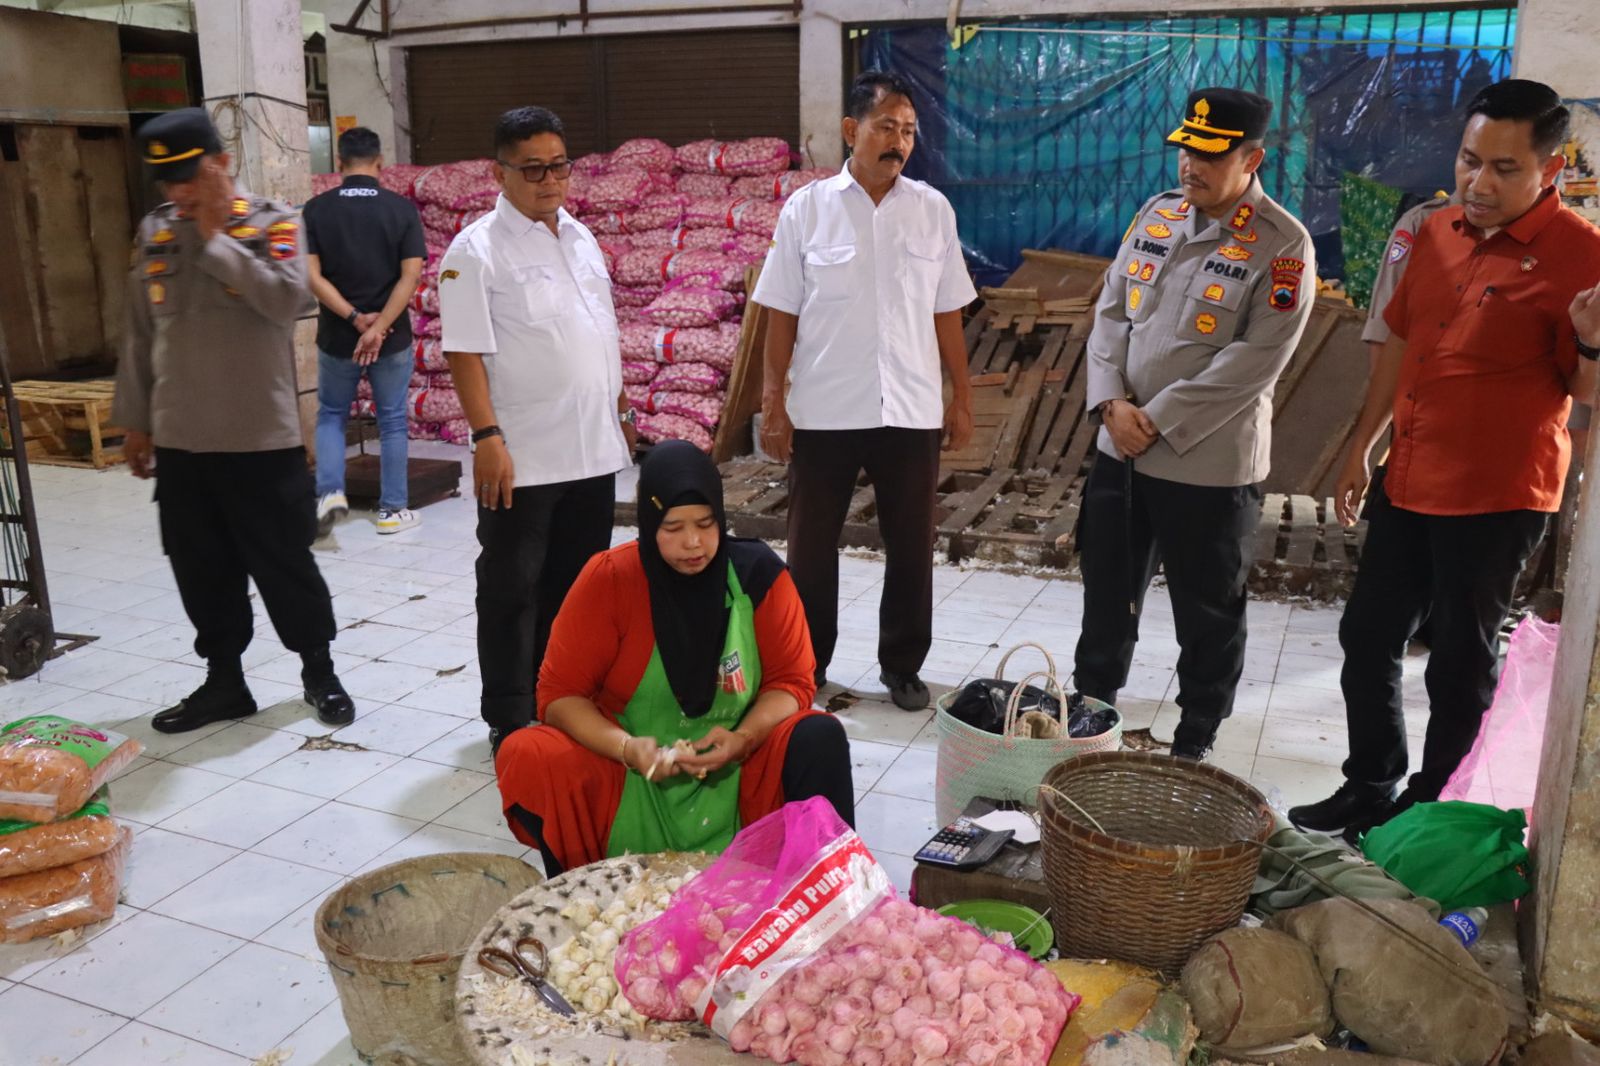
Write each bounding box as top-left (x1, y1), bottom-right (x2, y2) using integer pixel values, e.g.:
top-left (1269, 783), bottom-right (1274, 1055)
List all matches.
top-left (1076, 89), bottom-right (1316, 759)
top-left (113, 108), bottom-right (355, 733)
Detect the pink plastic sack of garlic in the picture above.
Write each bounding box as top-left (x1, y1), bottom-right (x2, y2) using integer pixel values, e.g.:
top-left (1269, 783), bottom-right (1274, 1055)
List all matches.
top-left (665, 249), bottom-right (745, 291)
top-left (407, 386), bottom-right (465, 423)
top-left (675, 173), bottom-right (734, 199)
top-left (311, 172), bottom-right (341, 197)
top-left (650, 389), bottom-right (724, 430)
top-left (653, 361), bottom-right (727, 395)
top-left (586, 167), bottom-right (655, 212)
top-left (638, 413), bottom-right (715, 452)
top-left (626, 228), bottom-right (679, 252)
top-left (439, 417), bottom-right (472, 444)
top-left (597, 239), bottom-right (631, 274)
top-left (733, 168), bottom-right (836, 201)
top-left (615, 797), bottom-right (1077, 1066)
top-left (573, 152), bottom-right (612, 177)
top-left (642, 283), bottom-right (739, 328)
top-left (732, 198), bottom-right (784, 237)
top-left (411, 283), bottom-right (439, 317)
top-left (631, 323), bottom-right (740, 370)
top-left (412, 159), bottom-right (498, 209)
top-left (614, 284), bottom-right (664, 309)
top-left (625, 383), bottom-right (653, 413)
top-left (610, 138), bottom-right (676, 173)
top-left (675, 137), bottom-right (793, 177)
top-left (414, 314), bottom-right (441, 339)
top-left (406, 419), bottom-right (442, 441)
top-left (380, 163), bottom-right (426, 197)
top-left (1440, 615), bottom-right (1559, 812)
top-left (682, 197), bottom-right (746, 230)
top-left (622, 360), bottom-right (659, 386)
top-left (413, 339), bottom-right (450, 373)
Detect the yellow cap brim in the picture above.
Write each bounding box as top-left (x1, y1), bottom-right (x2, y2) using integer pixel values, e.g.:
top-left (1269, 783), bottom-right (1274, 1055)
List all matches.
top-left (1166, 126), bottom-right (1236, 154)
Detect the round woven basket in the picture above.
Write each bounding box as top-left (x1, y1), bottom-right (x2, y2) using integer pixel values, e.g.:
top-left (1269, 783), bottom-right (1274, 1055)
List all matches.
top-left (1039, 751), bottom-right (1273, 978)
top-left (315, 852), bottom-right (542, 1066)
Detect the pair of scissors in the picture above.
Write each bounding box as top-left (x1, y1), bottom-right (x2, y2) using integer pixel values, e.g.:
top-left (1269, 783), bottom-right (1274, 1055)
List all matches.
top-left (477, 936), bottom-right (577, 1016)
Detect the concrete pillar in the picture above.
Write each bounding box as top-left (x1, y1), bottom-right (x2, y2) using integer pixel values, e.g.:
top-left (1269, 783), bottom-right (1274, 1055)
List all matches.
top-left (193, 0), bottom-right (319, 454)
top-left (799, 10), bottom-right (845, 170)
top-left (1516, 0), bottom-right (1600, 1030)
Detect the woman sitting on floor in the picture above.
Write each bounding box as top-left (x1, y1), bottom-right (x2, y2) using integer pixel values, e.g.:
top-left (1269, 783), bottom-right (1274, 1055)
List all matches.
top-left (495, 439), bottom-right (855, 873)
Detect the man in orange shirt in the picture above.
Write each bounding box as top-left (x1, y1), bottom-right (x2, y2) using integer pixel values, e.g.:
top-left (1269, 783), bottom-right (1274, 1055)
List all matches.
top-left (1291, 79), bottom-right (1600, 838)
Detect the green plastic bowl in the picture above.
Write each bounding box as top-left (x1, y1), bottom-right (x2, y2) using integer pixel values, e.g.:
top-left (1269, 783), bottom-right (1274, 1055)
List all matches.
top-left (936, 899), bottom-right (1054, 959)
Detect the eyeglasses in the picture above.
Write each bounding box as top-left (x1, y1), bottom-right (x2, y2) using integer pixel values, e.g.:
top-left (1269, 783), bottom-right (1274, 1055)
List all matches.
top-left (497, 159), bottom-right (574, 183)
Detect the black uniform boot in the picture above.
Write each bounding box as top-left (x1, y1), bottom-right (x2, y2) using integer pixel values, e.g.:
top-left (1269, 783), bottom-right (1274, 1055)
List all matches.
top-left (152, 666), bottom-right (257, 734)
top-left (301, 647), bottom-right (355, 726)
top-left (1170, 715), bottom-right (1222, 760)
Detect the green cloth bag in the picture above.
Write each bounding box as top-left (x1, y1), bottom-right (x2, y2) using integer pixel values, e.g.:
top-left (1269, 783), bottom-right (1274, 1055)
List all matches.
top-left (1361, 801), bottom-right (1530, 911)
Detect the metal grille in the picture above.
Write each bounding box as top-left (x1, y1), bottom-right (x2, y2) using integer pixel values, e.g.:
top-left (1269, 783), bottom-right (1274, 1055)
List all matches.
top-left (857, 7), bottom-right (1516, 284)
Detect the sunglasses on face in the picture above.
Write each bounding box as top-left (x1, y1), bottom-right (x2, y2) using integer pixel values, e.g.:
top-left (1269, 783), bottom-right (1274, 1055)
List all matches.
top-left (498, 159), bottom-right (574, 183)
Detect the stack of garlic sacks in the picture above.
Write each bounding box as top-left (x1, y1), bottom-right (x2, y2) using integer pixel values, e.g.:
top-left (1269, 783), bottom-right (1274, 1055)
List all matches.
top-left (312, 138), bottom-right (832, 452)
top-left (617, 887), bottom-right (1076, 1065)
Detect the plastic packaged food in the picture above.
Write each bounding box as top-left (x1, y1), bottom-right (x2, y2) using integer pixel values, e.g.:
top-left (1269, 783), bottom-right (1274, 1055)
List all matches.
top-left (0, 788), bottom-right (120, 879)
top-left (0, 717), bottom-right (143, 824)
top-left (0, 825), bottom-right (131, 944)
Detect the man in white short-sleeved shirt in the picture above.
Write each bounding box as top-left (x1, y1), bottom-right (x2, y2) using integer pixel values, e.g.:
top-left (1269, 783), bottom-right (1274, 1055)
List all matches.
top-left (752, 70), bottom-right (978, 712)
top-left (438, 106), bottom-right (634, 753)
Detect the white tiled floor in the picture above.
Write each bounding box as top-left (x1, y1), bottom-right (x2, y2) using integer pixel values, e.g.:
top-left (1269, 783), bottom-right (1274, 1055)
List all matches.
top-left (0, 444), bottom-right (1421, 1064)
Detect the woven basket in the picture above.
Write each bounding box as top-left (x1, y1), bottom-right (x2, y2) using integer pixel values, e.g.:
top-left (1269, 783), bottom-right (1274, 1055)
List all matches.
top-left (1039, 751), bottom-right (1273, 978)
top-left (316, 852), bottom-right (543, 1066)
top-left (935, 643), bottom-right (1122, 824)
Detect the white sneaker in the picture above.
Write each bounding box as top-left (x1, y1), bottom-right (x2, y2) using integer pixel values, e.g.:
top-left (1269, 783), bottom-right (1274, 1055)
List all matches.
top-left (375, 508), bottom-right (419, 535)
top-left (316, 492), bottom-right (349, 537)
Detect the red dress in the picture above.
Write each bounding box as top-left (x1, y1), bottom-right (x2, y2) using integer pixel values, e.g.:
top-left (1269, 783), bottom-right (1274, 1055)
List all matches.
top-left (495, 542), bottom-right (820, 870)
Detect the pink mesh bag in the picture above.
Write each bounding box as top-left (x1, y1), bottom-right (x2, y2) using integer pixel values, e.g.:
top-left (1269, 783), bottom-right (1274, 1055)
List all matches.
top-left (642, 283), bottom-right (739, 328)
top-left (614, 797), bottom-right (1077, 1065)
top-left (638, 413), bottom-right (715, 453)
top-left (1440, 615), bottom-right (1559, 813)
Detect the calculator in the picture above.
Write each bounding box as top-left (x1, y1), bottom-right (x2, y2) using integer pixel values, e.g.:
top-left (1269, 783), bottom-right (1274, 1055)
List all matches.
top-left (914, 817), bottom-right (1014, 869)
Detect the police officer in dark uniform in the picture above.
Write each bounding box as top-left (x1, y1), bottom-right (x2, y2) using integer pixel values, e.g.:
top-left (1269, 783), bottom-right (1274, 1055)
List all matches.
top-left (112, 108), bottom-right (356, 733)
top-left (1076, 89), bottom-right (1315, 759)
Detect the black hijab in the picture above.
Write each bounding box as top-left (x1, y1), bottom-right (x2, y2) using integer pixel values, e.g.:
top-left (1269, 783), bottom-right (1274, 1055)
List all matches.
top-left (636, 441), bottom-right (783, 716)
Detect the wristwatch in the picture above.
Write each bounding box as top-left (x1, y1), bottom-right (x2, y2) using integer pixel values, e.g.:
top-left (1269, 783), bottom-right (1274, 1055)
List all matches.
top-left (469, 425), bottom-right (504, 453)
top-left (346, 309), bottom-right (359, 326)
top-left (1577, 334), bottom-right (1600, 362)
top-left (619, 408), bottom-right (637, 426)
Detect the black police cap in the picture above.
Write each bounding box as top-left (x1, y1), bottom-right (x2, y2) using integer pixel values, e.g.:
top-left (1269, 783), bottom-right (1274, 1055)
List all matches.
top-left (138, 108), bottom-right (223, 182)
top-left (1167, 88), bottom-right (1272, 155)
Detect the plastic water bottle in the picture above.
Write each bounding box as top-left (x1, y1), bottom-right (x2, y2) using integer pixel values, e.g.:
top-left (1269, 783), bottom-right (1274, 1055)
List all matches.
top-left (1439, 907), bottom-right (1489, 947)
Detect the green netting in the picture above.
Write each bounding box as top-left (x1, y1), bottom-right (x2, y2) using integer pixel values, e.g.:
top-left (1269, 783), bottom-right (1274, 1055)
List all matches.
top-left (1339, 173), bottom-right (1406, 310)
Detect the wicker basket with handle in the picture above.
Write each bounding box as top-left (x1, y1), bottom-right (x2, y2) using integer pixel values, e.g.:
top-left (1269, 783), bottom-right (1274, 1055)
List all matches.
top-left (1039, 751), bottom-right (1274, 978)
top-left (315, 851), bottom-right (543, 1066)
top-left (934, 642), bottom-right (1121, 825)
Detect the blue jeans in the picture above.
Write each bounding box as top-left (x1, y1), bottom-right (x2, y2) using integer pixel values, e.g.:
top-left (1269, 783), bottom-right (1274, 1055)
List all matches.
top-left (315, 347), bottom-right (410, 512)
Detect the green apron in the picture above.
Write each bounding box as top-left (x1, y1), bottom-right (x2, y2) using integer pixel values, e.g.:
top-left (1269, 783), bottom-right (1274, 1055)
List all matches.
top-left (607, 564), bottom-right (762, 858)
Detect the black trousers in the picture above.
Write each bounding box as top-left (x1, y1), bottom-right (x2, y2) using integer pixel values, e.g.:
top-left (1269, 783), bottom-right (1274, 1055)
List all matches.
top-left (154, 447), bottom-right (337, 667)
top-left (787, 427), bottom-right (942, 675)
top-left (1339, 468), bottom-right (1548, 801)
top-left (476, 473), bottom-right (615, 733)
top-left (509, 714), bottom-right (855, 876)
top-left (1073, 451), bottom-right (1262, 722)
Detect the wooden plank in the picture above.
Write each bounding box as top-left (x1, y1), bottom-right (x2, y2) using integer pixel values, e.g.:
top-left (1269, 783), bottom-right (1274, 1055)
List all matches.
top-left (985, 334), bottom-right (1019, 375)
top-left (990, 366), bottom-right (1045, 473)
top-left (1255, 493), bottom-right (1287, 566)
top-left (1272, 304), bottom-right (1340, 412)
top-left (1284, 495), bottom-right (1318, 569)
top-left (968, 330), bottom-right (1000, 374)
top-left (941, 469), bottom-right (1014, 563)
top-left (0, 159), bottom-right (50, 379)
top-left (77, 128), bottom-right (132, 362)
top-left (711, 262), bottom-right (768, 462)
top-left (19, 126), bottom-right (103, 367)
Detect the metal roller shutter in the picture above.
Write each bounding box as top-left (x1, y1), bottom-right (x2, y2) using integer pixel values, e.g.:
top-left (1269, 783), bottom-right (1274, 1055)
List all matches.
top-left (407, 27), bottom-right (799, 165)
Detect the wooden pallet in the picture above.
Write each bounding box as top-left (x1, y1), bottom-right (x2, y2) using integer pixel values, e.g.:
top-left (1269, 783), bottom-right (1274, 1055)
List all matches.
top-left (12, 379), bottom-right (124, 469)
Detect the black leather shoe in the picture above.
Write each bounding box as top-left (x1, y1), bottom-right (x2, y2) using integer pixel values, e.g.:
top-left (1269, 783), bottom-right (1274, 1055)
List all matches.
top-left (1170, 716), bottom-right (1221, 760)
top-left (303, 671), bottom-right (356, 726)
top-left (1289, 782), bottom-right (1397, 832)
top-left (152, 675), bottom-right (257, 734)
top-left (880, 671), bottom-right (930, 711)
top-left (813, 667), bottom-right (828, 690)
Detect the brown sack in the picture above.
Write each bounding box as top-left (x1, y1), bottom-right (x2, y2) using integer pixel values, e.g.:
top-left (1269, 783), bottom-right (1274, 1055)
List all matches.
top-left (0, 825), bottom-right (130, 943)
top-left (1181, 927), bottom-right (1334, 1050)
top-left (1270, 898), bottom-right (1507, 1066)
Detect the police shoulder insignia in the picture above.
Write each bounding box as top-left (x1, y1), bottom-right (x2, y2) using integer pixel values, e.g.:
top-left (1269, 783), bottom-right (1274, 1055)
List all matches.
top-left (1233, 228), bottom-right (1259, 244)
top-left (1230, 204), bottom-right (1255, 230)
top-left (1139, 263), bottom-right (1155, 282)
top-left (1128, 287), bottom-right (1143, 313)
top-left (1145, 223), bottom-right (1173, 240)
top-left (1217, 245), bottom-right (1252, 262)
top-left (144, 260), bottom-right (168, 276)
top-left (1269, 257), bottom-right (1306, 312)
top-left (1195, 313), bottom-right (1218, 335)
top-left (440, 268), bottom-right (461, 282)
top-left (266, 219), bottom-right (299, 261)
top-left (227, 225), bottom-right (260, 240)
top-left (1154, 206), bottom-right (1189, 221)
top-left (231, 198), bottom-right (251, 218)
top-left (148, 281), bottom-right (166, 306)
top-left (1126, 259), bottom-right (1141, 277)
top-left (1388, 230), bottom-right (1414, 264)
top-left (151, 228), bottom-right (175, 245)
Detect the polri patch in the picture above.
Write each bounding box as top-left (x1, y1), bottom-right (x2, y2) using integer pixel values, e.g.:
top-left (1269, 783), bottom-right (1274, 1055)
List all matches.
top-left (1145, 223), bottom-right (1173, 240)
top-left (1270, 257), bottom-right (1305, 312)
top-left (1388, 230), bottom-right (1414, 264)
top-left (1217, 245), bottom-right (1253, 262)
top-left (1203, 283), bottom-right (1226, 302)
top-left (1195, 313), bottom-right (1218, 335)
